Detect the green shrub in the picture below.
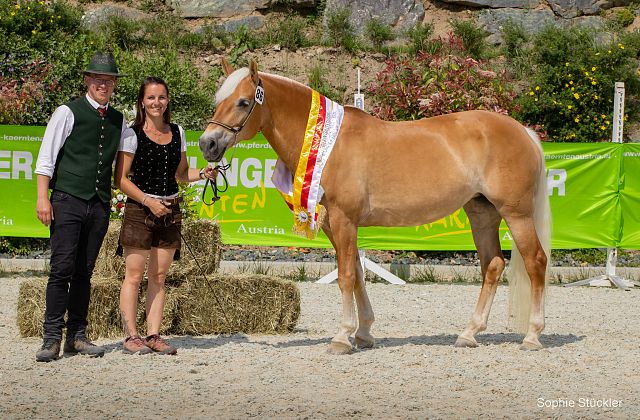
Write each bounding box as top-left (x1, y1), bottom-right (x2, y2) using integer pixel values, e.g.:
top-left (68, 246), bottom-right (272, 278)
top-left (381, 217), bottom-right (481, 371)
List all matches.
top-left (112, 49), bottom-right (219, 130)
top-left (307, 61), bottom-right (343, 103)
top-left (501, 19), bottom-right (528, 60)
top-left (264, 14), bottom-right (309, 51)
top-left (0, 236), bottom-right (48, 256)
top-left (364, 17), bottom-right (394, 50)
top-left (96, 14), bottom-right (142, 51)
top-left (0, 0), bottom-right (81, 46)
top-left (405, 22), bottom-right (434, 54)
top-left (325, 7), bottom-right (357, 51)
top-left (450, 19), bottom-right (488, 59)
top-left (613, 7), bottom-right (636, 28)
top-left (513, 25), bottom-right (640, 141)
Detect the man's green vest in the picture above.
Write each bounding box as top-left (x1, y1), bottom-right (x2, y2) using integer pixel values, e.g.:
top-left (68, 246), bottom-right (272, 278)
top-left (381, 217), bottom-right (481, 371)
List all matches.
top-left (50, 97), bottom-right (123, 202)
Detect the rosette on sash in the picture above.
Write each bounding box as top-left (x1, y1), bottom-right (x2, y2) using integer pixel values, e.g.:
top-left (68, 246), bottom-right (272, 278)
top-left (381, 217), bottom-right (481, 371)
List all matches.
top-left (271, 90), bottom-right (344, 239)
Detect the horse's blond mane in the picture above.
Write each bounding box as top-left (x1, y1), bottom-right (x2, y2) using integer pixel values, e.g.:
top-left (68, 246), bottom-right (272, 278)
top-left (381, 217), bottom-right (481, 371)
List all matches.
top-left (215, 68), bottom-right (250, 105)
top-left (216, 67), bottom-right (312, 106)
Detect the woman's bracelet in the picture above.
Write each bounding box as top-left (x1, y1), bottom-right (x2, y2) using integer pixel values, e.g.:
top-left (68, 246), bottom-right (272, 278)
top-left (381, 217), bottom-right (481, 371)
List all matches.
top-left (199, 168), bottom-right (206, 180)
top-left (141, 194), bottom-right (150, 206)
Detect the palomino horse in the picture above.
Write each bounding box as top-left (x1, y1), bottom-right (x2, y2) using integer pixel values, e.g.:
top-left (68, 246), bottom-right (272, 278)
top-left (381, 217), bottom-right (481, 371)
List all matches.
top-left (200, 59), bottom-right (551, 354)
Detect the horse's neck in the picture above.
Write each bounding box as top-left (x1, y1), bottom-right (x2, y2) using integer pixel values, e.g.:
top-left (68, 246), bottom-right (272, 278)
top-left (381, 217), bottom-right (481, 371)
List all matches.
top-left (259, 74), bottom-right (311, 172)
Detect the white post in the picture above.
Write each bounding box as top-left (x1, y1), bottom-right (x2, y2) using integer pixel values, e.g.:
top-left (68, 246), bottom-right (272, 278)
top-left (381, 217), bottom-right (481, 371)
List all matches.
top-left (565, 82), bottom-right (637, 290)
top-left (317, 68), bottom-right (405, 285)
top-left (354, 67), bottom-right (364, 110)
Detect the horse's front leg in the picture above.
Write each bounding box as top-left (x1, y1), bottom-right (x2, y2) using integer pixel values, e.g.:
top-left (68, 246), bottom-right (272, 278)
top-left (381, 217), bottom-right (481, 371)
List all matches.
top-left (323, 213), bottom-right (360, 355)
top-left (353, 251), bottom-right (375, 349)
top-left (323, 219), bottom-right (375, 353)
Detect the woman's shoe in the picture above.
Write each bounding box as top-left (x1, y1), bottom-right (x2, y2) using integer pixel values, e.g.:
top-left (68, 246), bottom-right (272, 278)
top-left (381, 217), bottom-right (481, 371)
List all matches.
top-left (123, 335), bottom-right (153, 354)
top-left (144, 334), bottom-right (177, 355)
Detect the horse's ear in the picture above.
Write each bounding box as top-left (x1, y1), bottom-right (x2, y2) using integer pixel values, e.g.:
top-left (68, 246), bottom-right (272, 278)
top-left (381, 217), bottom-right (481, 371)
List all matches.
top-left (221, 58), bottom-right (234, 77)
top-left (249, 59), bottom-right (259, 84)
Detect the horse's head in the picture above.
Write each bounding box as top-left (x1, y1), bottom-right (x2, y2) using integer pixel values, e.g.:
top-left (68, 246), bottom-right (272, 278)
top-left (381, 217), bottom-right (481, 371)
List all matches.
top-left (199, 58), bottom-right (264, 162)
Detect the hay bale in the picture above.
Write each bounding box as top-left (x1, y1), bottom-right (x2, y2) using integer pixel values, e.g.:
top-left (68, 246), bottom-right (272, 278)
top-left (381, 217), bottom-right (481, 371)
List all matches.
top-left (16, 277), bottom-right (123, 339)
top-left (85, 277), bottom-right (123, 339)
top-left (16, 278), bottom-right (47, 338)
top-left (175, 274), bottom-right (300, 335)
top-left (93, 218), bottom-right (222, 287)
top-left (136, 285), bottom-right (180, 336)
top-left (93, 220), bottom-right (126, 283)
top-left (166, 219), bottom-right (222, 286)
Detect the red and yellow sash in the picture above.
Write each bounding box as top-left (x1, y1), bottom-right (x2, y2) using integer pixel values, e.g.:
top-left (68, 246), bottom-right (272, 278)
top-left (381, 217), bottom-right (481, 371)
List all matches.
top-left (272, 90), bottom-right (344, 239)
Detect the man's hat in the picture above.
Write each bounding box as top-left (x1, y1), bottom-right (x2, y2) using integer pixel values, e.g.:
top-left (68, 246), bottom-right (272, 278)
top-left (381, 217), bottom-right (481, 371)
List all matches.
top-left (82, 52), bottom-right (127, 77)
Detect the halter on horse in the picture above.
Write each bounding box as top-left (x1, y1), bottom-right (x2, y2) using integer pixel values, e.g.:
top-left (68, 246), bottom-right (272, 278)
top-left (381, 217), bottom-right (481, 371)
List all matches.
top-left (200, 59), bottom-right (551, 354)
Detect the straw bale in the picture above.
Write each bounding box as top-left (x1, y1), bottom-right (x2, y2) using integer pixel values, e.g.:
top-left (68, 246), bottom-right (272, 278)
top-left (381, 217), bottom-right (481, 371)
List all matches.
top-left (136, 285), bottom-right (180, 336)
top-left (93, 218), bottom-right (222, 287)
top-left (93, 220), bottom-right (126, 283)
top-left (166, 219), bottom-right (222, 285)
top-left (16, 278), bottom-right (47, 338)
top-left (16, 277), bottom-right (123, 339)
top-left (175, 274), bottom-right (300, 335)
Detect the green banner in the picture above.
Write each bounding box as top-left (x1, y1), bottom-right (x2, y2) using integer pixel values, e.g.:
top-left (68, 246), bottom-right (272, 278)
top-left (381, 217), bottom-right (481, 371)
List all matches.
top-left (620, 143), bottom-right (640, 248)
top-left (1, 125), bottom-right (638, 250)
top-left (0, 126), bottom-right (49, 237)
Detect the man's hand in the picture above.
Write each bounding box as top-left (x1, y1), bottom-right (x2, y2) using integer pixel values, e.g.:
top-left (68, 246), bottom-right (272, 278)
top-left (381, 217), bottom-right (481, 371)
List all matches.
top-left (36, 197), bottom-right (54, 226)
top-left (36, 174), bottom-right (53, 226)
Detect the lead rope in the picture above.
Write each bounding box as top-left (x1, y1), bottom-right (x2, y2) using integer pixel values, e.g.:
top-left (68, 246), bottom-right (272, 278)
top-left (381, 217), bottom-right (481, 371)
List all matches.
top-left (176, 225), bottom-right (232, 327)
top-left (201, 147), bottom-right (236, 205)
top-left (201, 162), bottom-right (230, 205)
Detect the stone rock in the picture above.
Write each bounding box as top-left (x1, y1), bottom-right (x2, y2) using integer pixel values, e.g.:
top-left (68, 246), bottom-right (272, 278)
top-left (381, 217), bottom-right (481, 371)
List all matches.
top-left (168, 0), bottom-right (270, 18)
top-left (478, 8), bottom-right (557, 44)
top-left (323, 0), bottom-right (425, 34)
top-left (81, 5), bottom-right (148, 29)
top-left (479, 8), bottom-right (608, 44)
top-left (220, 15), bottom-right (265, 31)
top-left (440, 0), bottom-right (540, 8)
top-left (549, 0), bottom-right (630, 19)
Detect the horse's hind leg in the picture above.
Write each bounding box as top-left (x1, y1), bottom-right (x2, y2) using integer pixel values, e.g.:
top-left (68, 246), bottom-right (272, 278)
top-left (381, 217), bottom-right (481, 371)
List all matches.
top-left (455, 197), bottom-right (505, 348)
top-left (322, 213), bottom-right (370, 354)
top-left (502, 214), bottom-right (547, 350)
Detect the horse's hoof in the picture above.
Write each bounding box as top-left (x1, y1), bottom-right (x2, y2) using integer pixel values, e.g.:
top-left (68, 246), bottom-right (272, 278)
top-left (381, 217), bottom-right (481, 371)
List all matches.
top-left (327, 341), bottom-right (352, 355)
top-left (519, 340), bottom-right (543, 351)
top-left (354, 335), bottom-right (375, 349)
top-left (454, 336), bottom-right (478, 348)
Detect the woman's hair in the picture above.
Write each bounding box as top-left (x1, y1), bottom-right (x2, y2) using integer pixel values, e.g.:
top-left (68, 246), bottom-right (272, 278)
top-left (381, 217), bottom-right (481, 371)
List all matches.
top-left (132, 76), bottom-right (171, 129)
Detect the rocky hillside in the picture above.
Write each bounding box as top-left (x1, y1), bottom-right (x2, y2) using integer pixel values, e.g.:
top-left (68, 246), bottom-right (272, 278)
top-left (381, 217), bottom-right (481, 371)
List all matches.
top-left (78, 0), bottom-right (640, 113)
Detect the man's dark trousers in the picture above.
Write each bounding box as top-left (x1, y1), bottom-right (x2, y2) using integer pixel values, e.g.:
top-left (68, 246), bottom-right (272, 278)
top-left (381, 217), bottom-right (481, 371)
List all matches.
top-left (43, 190), bottom-right (110, 341)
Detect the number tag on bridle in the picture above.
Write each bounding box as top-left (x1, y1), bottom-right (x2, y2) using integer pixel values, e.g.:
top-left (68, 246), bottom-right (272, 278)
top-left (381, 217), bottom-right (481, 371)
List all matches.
top-left (255, 85), bottom-right (265, 105)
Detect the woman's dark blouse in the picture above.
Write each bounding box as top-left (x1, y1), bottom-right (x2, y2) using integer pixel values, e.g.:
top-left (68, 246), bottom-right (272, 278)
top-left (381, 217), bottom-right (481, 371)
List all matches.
top-left (130, 123), bottom-right (181, 196)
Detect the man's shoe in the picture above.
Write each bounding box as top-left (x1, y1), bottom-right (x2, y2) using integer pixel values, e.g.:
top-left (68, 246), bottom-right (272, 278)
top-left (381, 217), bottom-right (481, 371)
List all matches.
top-left (36, 339), bottom-right (61, 362)
top-left (123, 335), bottom-right (153, 355)
top-left (144, 334), bottom-right (177, 355)
top-left (63, 336), bottom-right (105, 358)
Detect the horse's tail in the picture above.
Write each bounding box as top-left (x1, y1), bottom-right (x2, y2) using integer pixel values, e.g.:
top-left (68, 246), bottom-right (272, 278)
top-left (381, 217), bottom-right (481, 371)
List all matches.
top-left (507, 128), bottom-right (552, 333)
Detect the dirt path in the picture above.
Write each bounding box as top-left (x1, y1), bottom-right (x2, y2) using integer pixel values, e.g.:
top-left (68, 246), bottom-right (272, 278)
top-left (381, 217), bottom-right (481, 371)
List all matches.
top-left (0, 275), bottom-right (638, 418)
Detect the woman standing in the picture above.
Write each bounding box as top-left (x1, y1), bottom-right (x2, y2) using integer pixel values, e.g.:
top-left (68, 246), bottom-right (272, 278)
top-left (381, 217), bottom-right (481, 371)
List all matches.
top-left (114, 76), bottom-right (216, 355)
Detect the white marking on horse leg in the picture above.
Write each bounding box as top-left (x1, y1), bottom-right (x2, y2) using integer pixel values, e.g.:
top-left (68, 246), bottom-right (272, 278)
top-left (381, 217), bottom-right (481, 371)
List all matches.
top-left (522, 289), bottom-right (545, 350)
top-left (328, 288), bottom-right (357, 354)
top-left (354, 260), bottom-right (375, 348)
top-left (456, 256), bottom-right (504, 347)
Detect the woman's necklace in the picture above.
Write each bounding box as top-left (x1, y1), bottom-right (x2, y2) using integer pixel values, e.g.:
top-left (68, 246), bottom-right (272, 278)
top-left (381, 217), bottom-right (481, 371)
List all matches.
top-left (144, 123), bottom-right (170, 143)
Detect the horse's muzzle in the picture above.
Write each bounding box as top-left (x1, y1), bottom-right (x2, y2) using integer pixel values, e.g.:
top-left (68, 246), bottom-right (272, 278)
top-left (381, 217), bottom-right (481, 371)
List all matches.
top-left (199, 131), bottom-right (228, 163)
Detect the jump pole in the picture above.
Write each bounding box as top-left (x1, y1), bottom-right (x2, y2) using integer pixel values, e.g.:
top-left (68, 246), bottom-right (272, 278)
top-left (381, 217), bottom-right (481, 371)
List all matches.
top-left (565, 82), bottom-right (638, 290)
top-left (317, 68), bottom-right (405, 285)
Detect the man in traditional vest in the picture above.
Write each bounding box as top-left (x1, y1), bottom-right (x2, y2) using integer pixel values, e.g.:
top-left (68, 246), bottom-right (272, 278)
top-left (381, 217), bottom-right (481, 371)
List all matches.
top-left (34, 52), bottom-right (128, 362)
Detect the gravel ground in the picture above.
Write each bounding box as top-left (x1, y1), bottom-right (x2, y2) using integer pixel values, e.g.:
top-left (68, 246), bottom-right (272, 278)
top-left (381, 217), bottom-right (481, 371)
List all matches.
top-left (1, 274), bottom-right (638, 419)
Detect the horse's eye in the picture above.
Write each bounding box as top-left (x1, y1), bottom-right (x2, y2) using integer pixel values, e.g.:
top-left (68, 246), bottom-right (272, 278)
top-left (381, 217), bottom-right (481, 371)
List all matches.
top-left (238, 99), bottom-right (251, 108)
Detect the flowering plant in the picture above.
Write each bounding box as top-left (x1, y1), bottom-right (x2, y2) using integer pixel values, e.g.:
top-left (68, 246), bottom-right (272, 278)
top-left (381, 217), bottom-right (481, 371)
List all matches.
top-left (110, 189), bottom-right (126, 220)
top-left (368, 33), bottom-right (517, 122)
